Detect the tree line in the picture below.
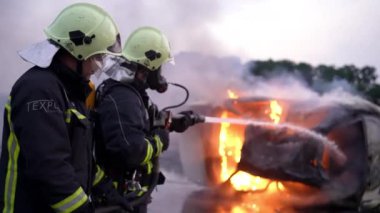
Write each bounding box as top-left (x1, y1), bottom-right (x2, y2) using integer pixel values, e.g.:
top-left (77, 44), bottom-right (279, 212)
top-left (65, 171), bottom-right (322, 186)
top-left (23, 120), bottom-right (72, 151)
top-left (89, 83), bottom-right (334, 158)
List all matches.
top-left (245, 59), bottom-right (380, 103)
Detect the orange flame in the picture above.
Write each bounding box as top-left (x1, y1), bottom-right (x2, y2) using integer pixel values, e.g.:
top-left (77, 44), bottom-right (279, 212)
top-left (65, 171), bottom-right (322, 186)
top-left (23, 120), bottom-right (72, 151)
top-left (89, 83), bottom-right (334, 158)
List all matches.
top-left (219, 112), bottom-right (242, 181)
top-left (269, 100), bottom-right (282, 124)
top-left (218, 96), bottom-right (285, 194)
top-left (232, 203), bottom-right (260, 213)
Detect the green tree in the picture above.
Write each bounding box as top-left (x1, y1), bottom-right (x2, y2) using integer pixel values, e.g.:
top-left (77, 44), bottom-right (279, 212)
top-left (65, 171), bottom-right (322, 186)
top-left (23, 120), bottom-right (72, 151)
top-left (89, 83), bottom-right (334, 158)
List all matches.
top-left (296, 63), bottom-right (314, 86)
top-left (366, 84), bottom-right (380, 103)
top-left (244, 59), bottom-right (379, 104)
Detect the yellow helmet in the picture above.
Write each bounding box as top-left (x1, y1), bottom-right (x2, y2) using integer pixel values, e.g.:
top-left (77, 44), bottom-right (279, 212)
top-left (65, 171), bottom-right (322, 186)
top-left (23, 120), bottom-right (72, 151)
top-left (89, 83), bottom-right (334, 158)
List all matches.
top-left (44, 3), bottom-right (121, 60)
top-left (122, 26), bottom-right (172, 71)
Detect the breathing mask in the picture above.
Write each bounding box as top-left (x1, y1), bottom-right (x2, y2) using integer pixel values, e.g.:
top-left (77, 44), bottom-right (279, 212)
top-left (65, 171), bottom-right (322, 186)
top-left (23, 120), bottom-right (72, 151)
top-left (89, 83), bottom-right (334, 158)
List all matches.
top-left (147, 67), bottom-right (168, 93)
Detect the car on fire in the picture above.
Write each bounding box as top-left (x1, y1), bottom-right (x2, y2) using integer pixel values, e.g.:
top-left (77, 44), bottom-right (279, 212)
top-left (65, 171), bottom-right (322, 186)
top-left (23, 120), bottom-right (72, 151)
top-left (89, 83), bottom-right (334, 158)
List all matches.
top-left (176, 93), bottom-right (380, 212)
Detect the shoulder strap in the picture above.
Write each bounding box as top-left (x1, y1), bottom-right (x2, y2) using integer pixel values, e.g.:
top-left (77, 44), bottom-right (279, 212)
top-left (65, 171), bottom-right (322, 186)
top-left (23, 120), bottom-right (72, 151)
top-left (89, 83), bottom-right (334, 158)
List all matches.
top-left (95, 80), bottom-right (143, 108)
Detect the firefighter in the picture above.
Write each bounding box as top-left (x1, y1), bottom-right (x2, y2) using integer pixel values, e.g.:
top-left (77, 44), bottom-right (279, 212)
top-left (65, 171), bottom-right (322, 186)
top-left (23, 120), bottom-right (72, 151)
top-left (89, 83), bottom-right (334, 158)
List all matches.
top-left (0, 3), bottom-right (126, 212)
top-left (94, 26), bottom-right (199, 212)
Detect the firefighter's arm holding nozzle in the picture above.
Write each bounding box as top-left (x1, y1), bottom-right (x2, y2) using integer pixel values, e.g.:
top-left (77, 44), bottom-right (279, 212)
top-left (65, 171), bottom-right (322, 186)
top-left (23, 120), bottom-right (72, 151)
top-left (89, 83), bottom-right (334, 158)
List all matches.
top-left (171, 111), bottom-right (205, 132)
top-left (148, 102), bottom-right (205, 133)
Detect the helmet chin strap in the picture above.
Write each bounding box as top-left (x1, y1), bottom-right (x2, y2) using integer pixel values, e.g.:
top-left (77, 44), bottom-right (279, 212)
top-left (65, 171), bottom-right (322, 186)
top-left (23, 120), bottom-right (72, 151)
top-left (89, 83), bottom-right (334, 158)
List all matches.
top-left (136, 69), bottom-right (150, 89)
top-left (130, 63), bottom-right (149, 89)
top-left (76, 60), bottom-right (83, 76)
top-left (75, 60), bottom-right (90, 83)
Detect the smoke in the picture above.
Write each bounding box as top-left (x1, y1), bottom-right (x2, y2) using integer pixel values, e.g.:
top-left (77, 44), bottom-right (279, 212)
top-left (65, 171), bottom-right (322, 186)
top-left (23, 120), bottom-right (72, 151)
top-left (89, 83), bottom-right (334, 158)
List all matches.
top-left (248, 74), bottom-right (380, 115)
top-left (1, 1), bottom-right (379, 113)
top-left (0, 0), bottom-right (224, 95)
top-left (151, 52), bottom-right (377, 115)
top-left (149, 169), bottom-right (204, 213)
top-left (149, 52), bottom-right (245, 109)
top-left (243, 74), bottom-right (319, 101)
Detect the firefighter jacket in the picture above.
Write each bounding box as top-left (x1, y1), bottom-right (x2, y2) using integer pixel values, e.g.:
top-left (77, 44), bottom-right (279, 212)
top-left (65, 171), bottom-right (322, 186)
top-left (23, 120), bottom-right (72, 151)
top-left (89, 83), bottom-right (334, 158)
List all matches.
top-left (95, 79), bottom-right (165, 179)
top-left (0, 62), bottom-right (95, 212)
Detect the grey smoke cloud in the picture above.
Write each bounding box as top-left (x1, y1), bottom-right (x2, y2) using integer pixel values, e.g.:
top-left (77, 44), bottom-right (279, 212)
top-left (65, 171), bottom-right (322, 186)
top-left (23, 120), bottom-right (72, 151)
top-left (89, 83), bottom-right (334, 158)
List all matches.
top-left (149, 52), bottom-right (245, 109)
top-left (150, 51), bottom-right (372, 118)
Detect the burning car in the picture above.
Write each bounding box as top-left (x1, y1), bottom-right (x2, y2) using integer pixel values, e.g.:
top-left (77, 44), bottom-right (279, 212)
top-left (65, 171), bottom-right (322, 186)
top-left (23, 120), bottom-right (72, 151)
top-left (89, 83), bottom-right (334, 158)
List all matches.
top-left (177, 91), bottom-right (380, 212)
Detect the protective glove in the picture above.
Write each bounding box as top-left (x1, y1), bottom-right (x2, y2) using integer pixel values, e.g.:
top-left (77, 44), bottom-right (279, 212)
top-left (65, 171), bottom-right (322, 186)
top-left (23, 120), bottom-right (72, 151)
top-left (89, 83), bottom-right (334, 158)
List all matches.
top-left (170, 110), bottom-right (202, 133)
top-left (151, 128), bottom-right (170, 151)
top-left (92, 177), bottom-right (133, 212)
top-left (148, 103), bottom-right (172, 129)
top-left (148, 103), bottom-right (159, 126)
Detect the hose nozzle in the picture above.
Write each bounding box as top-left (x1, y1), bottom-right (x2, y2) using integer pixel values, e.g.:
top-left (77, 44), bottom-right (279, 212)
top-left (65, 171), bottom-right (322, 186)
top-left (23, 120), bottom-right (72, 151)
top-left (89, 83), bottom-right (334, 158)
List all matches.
top-left (191, 114), bottom-right (205, 124)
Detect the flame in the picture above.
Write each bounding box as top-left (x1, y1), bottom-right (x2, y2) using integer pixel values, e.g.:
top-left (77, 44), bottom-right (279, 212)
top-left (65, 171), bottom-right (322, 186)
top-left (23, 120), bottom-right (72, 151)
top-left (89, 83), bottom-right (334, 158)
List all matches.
top-left (269, 100), bottom-right (282, 124)
top-left (218, 98), bottom-right (285, 194)
top-left (231, 203), bottom-right (260, 213)
top-left (219, 112), bottom-right (242, 181)
top-left (227, 89), bottom-right (239, 99)
top-left (219, 111), bottom-right (279, 192)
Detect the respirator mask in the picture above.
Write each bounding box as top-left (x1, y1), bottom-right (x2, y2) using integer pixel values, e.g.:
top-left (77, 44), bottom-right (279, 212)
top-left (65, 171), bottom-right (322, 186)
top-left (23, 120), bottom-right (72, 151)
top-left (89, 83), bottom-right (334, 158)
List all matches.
top-left (147, 67), bottom-right (168, 93)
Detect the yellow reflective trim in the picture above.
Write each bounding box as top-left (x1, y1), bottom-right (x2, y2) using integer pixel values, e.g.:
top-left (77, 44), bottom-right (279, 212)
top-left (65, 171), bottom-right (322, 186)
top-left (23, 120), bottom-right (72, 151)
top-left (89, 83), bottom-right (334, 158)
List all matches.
top-left (93, 165), bottom-right (105, 186)
top-left (146, 161), bottom-right (153, 175)
top-left (10, 138), bottom-right (19, 213)
top-left (51, 187), bottom-right (88, 212)
top-left (65, 108), bottom-right (86, 123)
top-left (141, 139), bottom-right (153, 165)
top-left (3, 96), bottom-right (20, 213)
top-left (3, 133), bottom-right (13, 213)
top-left (137, 186), bottom-right (149, 197)
top-left (154, 135), bottom-right (163, 157)
top-left (65, 193), bottom-right (87, 213)
top-left (70, 109), bottom-right (86, 120)
top-left (65, 109), bottom-right (72, 123)
top-left (112, 181), bottom-right (118, 189)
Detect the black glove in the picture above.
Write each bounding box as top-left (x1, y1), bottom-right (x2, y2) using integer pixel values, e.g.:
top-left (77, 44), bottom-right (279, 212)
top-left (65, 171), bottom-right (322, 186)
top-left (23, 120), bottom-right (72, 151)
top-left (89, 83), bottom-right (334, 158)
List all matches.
top-left (148, 103), bottom-right (159, 127)
top-left (92, 177), bottom-right (133, 212)
top-left (170, 110), bottom-right (201, 133)
top-left (152, 128), bottom-right (170, 151)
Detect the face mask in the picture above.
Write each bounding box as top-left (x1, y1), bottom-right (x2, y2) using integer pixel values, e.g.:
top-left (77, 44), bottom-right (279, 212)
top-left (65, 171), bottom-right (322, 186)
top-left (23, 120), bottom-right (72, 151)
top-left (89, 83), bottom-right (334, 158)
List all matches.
top-left (147, 67), bottom-right (168, 93)
top-left (89, 54), bottom-right (107, 79)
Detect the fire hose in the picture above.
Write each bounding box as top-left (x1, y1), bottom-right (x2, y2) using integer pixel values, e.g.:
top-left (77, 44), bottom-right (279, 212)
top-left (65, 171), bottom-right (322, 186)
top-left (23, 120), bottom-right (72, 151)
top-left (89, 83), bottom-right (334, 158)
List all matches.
top-left (152, 82), bottom-right (205, 129)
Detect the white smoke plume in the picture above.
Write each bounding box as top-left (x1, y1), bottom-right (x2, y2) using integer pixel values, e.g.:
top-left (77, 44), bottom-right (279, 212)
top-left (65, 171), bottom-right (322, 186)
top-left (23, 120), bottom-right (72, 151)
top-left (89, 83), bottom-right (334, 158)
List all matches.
top-left (152, 52), bottom-right (378, 116)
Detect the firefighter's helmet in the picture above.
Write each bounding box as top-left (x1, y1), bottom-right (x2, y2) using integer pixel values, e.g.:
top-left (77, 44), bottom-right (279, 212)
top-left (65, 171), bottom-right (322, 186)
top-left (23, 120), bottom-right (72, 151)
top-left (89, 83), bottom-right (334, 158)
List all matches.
top-left (44, 3), bottom-right (122, 60)
top-left (122, 26), bottom-right (172, 71)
